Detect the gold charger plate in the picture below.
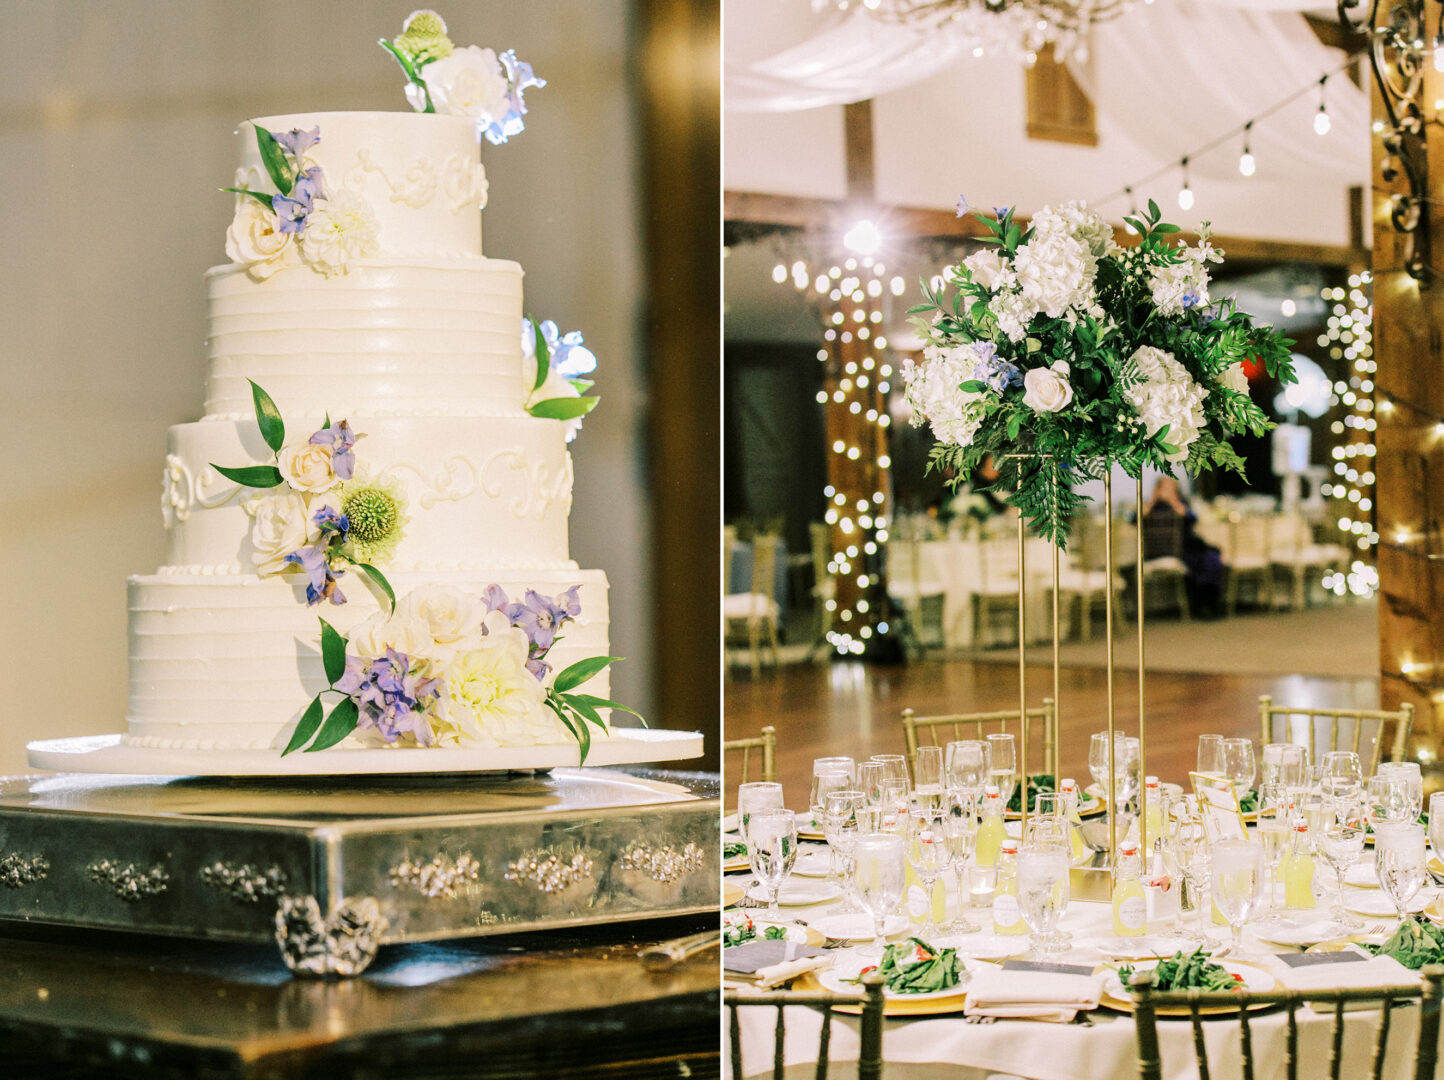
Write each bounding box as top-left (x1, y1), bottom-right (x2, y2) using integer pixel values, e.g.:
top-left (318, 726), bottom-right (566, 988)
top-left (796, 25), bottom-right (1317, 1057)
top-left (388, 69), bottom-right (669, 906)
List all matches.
top-left (791, 971), bottom-right (970, 1017)
top-left (723, 881), bottom-right (745, 908)
top-left (723, 855), bottom-right (749, 873)
top-left (1095, 959), bottom-right (1277, 1016)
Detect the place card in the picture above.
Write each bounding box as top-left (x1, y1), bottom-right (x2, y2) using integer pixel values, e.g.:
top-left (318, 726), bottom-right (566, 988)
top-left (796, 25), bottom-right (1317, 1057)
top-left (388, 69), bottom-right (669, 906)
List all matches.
top-left (1190, 771), bottom-right (1248, 841)
top-left (1001, 959), bottom-right (1096, 976)
top-left (1275, 951), bottom-right (1369, 969)
top-left (722, 939), bottom-right (828, 974)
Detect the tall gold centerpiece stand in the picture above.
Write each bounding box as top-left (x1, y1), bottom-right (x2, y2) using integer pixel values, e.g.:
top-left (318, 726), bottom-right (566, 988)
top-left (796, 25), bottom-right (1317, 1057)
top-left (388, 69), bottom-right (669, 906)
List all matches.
top-left (1013, 464), bottom-right (1147, 895)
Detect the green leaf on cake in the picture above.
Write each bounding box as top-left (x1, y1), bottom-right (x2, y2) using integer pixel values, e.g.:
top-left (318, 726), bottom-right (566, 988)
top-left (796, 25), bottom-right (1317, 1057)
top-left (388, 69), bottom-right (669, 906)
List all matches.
top-left (281, 694), bottom-right (326, 756)
top-left (565, 692), bottom-right (646, 726)
top-left (529, 316), bottom-right (550, 392)
top-left (221, 187), bottom-right (275, 210)
top-left (553, 655), bottom-right (622, 693)
top-left (354, 562), bottom-right (396, 612)
top-left (253, 124), bottom-right (294, 196)
top-left (319, 618), bottom-right (348, 686)
top-left (210, 463), bottom-right (285, 488)
top-left (249, 379), bottom-right (285, 455)
top-left (529, 396), bottom-right (600, 421)
top-left (307, 697), bottom-right (360, 752)
top-left (550, 697), bottom-right (591, 765)
top-left (564, 694), bottom-right (605, 729)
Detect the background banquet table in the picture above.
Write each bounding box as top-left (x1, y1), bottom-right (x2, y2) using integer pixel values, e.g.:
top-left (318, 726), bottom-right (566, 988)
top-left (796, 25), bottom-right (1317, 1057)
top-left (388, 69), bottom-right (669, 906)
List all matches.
top-left (725, 851), bottom-right (1429, 1080)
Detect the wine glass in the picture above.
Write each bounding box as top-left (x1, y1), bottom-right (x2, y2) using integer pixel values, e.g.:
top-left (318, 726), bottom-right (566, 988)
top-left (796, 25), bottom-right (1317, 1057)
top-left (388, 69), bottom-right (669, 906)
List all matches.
top-left (1262, 743), bottom-right (1307, 789)
top-left (1320, 751), bottom-right (1363, 802)
top-left (1318, 800), bottom-right (1366, 928)
top-left (1255, 783), bottom-right (1289, 917)
top-left (1197, 734), bottom-right (1226, 777)
top-left (1160, 794), bottom-right (1208, 942)
top-left (1366, 776), bottom-right (1414, 831)
top-left (872, 754), bottom-right (909, 790)
top-left (853, 832), bottom-right (906, 958)
top-left (878, 777), bottom-right (910, 832)
top-left (814, 756), bottom-right (857, 784)
top-left (914, 746), bottom-right (946, 811)
top-left (945, 739), bottom-right (989, 809)
top-left (1017, 845), bottom-right (1071, 958)
top-left (906, 805), bottom-right (953, 940)
top-left (823, 789), bottom-right (867, 914)
top-left (747, 808), bottom-right (798, 917)
top-left (985, 733), bottom-right (1018, 808)
top-left (942, 793), bottom-right (980, 933)
top-left (1377, 762), bottom-right (1424, 821)
top-left (1223, 738), bottom-right (1257, 801)
top-left (1375, 822), bottom-right (1427, 920)
top-left (1211, 839), bottom-right (1265, 956)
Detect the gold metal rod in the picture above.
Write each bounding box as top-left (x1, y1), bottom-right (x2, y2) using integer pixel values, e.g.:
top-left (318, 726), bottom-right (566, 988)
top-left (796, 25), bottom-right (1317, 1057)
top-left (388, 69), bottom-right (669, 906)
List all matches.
top-left (1105, 470), bottom-right (1117, 873)
top-left (1018, 511), bottom-right (1028, 839)
top-left (1136, 475), bottom-right (1147, 868)
top-left (1052, 541), bottom-right (1061, 783)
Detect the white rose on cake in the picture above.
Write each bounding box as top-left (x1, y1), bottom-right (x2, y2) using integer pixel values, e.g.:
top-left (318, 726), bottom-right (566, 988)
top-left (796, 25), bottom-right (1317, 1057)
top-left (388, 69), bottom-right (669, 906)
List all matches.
top-left (248, 491), bottom-right (314, 576)
top-left (225, 199), bottom-right (293, 280)
top-left (434, 612), bottom-right (559, 747)
top-left (299, 190), bottom-right (381, 277)
top-left (421, 45), bottom-right (511, 127)
top-left (278, 441), bottom-right (338, 493)
top-left (398, 585), bottom-right (484, 658)
top-left (1022, 360), bottom-right (1074, 414)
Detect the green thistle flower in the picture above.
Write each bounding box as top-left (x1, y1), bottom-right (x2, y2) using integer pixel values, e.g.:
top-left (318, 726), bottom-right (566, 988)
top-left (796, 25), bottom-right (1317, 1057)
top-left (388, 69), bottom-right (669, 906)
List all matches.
top-left (395, 10), bottom-right (454, 66)
top-left (340, 475), bottom-right (408, 565)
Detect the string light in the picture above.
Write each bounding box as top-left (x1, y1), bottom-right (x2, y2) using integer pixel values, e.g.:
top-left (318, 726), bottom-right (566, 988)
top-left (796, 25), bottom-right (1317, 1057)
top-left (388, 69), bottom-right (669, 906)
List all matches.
top-left (1314, 75), bottom-right (1331, 136)
top-left (1238, 121), bottom-right (1256, 177)
top-left (1177, 158), bottom-right (1194, 211)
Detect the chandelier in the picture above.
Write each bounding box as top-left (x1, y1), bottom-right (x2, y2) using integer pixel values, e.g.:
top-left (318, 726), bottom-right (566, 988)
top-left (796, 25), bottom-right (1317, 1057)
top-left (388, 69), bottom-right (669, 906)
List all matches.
top-left (813, 0), bottom-right (1140, 63)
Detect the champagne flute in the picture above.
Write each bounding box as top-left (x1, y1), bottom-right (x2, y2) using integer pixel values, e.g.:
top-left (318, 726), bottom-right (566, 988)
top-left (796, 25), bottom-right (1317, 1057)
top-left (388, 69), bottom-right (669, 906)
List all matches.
top-left (1255, 782), bottom-right (1289, 917)
top-left (1377, 762), bottom-right (1424, 821)
top-left (857, 761), bottom-right (886, 829)
top-left (1197, 734), bottom-right (1225, 777)
top-left (1223, 738), bottom-right (1257, 802)
top-left (943, 792), bottom-right (979, 933)
top-left (1375, 822), bottom-right (1427, 920)
top-left (914, 746), bottom-right (946, 812)
top-left (1160, 795), bottom-right (1208, 942)
top-left (1319, 800), bottom-right (1366, 928)
top-left (823, 789), bottom-right (867, 914)
top-left (945, 739), bottom-right (989, 810)
top-left (985, 734), bottom-right (1018, 809)
top-left (878, 778), bottom-right (910, 832)
top-left (853, 832), bottom-right (906, 958)
top-left (1017, 845), bottom-right (1070, 958)
top-left (1211, 839), bottom-right (1264, 957)
top-left (906, 805), bottom-right (953, 940)
top-left (747, 808), bottom-right (799, 917)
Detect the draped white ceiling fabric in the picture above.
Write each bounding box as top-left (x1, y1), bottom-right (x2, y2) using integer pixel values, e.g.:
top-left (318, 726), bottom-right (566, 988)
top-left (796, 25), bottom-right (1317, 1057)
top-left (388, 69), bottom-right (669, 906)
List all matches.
top-left (725, 0), bottom-right (1369, 186)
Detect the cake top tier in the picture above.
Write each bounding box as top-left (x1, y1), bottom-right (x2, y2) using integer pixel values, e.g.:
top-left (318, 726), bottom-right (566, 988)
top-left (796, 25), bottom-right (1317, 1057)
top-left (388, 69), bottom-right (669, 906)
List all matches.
top-left (229, 111), bottom-right (486, 267)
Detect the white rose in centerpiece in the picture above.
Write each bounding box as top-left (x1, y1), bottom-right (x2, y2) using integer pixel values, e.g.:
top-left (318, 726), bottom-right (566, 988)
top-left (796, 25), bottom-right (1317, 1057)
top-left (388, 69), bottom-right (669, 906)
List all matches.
top-left (299, 190), bottom-right (381, 277)
top-left (248, 491), bottom-right (314, 576)
top-left (1216, 362), bottom-right (1249, 395)
top-left (434, 615), bottom-right (558, 747)
top-left (348, 611), bottom-right (440, 665)
top-left (964, 249), bottom-right (1012, 291)
top-left (225, 199), bottom-right (292, 280)
top-left (278, 441), bottom-right (338, 493)
top-left (398, 585), bottom-right (484, 657)
top-left (420, 45), bottom-right (511, 127)
top-left (1022, 360), bottom-right (1075, 414)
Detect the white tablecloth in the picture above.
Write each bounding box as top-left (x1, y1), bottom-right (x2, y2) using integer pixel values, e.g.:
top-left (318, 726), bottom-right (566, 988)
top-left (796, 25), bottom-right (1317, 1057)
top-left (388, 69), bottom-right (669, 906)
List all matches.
top-left (890, 537), bottom-right (1059, 649)
top-left (725, 863), bottom-right (1430, 1080)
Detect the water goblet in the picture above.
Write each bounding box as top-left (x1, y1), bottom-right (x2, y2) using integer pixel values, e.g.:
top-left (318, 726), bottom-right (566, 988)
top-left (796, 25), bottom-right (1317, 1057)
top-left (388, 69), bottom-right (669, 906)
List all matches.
top-left (906, 805), bottom-right (954, 940)
top-left (1197, 734), bottom-right (1226, 777)
top-left (985, 733), bottom-right (1018, 808)
top-left (1366, 776), bottom-right (1413, 831)
top-left (1319, 801), bottom-right (1366, 928)
top-left (1375, 822), bottom-right (1428, 921)
top-left (823, 789), bottom-right (867, 914)
top-left (1017, 845), bottom-right (1071, 958)
top-left (1320, 751), bottom-right (1363, 802)
top-left (853, 832), bottom-right (907, 958)
top-left (813, 756), bottom-right (857, 784)
top-left (747, 808), bottom-right (799, 917)
top-left (1211, 839), bottom-right (1265, 957)
top-left (1377, 762), bottom-right (1424, 821)
top-left (736, 781), bottom-right (784, 886)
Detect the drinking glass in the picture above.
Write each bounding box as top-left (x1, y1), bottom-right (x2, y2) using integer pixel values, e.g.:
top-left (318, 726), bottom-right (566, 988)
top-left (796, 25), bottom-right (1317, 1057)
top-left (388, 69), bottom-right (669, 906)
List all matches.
top-left (814, 756), bottom-right (857, 784)
top-left (943, 793), bottom-right (980, 933)
top-left (1262, 743), bottom-right (1307, 789)
top-left (1197, 734), bottom-right (1226, 777)
top-left (747, 808), bottom-right (799, 916)
top-left (1211, 839), bottom-right (1264, 955)
top-left (853, 832), bottom-right (907, 958)
top-left (823, 789), bottom-right (867, 913)
top-left (1223, 738), bottom-right (1257, 799)
top-left (810, 770), bottom-right (852, 839)
top-left (1366, 776), bottom-right (1414, 831)
top-left (1319, 801), bottom-right (1366, 927)
top-left (872, 754), bottom-right (909, 790)
top-left (736, 781), bottom-right (785, 848)
top-left (1255, 783), bottom-right (1289, 916)
top-left (1160, 794), bottom-right (1208, 941)
top-left (945, 740), bottom-right (989, 809)
top-left (1017, 846), bottom-right (1071, 957)
top-left (1377, 762), bottom-right (1424, 821)
top-left (906, 805), bottom-right (954, 939)
top-left (1320, 751), bottom-right (1363, 802)
top-left (878, 778), bottom-right (910, 832)
top-left (1375, 822), bottom-right (1427, 920)
top-left (985, 733), bottom-right (1018, 808)
top-left (914, 746), bottom-right (946, 811)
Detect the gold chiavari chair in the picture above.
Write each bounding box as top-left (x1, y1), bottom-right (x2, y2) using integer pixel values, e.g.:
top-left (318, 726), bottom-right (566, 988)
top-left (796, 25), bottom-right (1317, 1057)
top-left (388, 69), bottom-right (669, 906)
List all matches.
top-left (901, 700), bottom-right (1058, 781)
top-left (724, 725), bottom-right (778, 786)
top-left (1258, 695), bottom-right (1415, 776)
top-left (725, 973), bottom-right (886, 1080)
top-left (1130, 967), bottom-right (1443, 1080)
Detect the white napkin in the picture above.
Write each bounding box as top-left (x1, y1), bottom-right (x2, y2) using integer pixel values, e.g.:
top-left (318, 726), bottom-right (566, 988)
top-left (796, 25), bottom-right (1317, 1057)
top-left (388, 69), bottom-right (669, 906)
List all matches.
top-left (723, 954), bottom-right (832, 990)
top-left (1268, 952), bottom-right (1419, 993)
top-left (963, 966), bottom-right (1104, 1023)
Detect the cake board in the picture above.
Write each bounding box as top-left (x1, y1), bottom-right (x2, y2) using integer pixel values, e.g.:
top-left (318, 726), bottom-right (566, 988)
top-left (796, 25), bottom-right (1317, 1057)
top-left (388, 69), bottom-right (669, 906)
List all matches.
top-left (0, 764), bottom-right (718, 977)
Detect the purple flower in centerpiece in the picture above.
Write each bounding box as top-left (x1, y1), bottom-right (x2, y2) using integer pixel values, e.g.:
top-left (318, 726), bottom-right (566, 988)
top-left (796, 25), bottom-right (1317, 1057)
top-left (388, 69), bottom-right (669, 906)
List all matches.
top-left (284, 545), bottom-right (346, 606)
top-left (337, 648), bottom-right (445, 745)
top-left (993, 206), bottom-right (1012, 221)
top-left (973, 350), bottom-right (1022, 394)
top-left (955, 194), bottom-right (969, 219)
top-left (309, 420), bottom-right (356, 480)
top-left (273, 126), bottom-right (321, 157)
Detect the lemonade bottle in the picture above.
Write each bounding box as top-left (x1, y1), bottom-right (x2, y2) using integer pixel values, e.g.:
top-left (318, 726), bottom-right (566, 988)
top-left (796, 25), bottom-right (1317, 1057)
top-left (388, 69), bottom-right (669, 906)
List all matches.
top-left (993, 838), bottom-right (1028, 936)
top-left (1143, 776), bottom-right (1163, 846)
top-left (1281, 817), bottom-right (1316, 910)
top-left (975, 784), bottom-right (1007, 869)
top-left (1059, 778), bottom-right (1089, 862)
top-left (1112, 841), bottom-right (1147, 937)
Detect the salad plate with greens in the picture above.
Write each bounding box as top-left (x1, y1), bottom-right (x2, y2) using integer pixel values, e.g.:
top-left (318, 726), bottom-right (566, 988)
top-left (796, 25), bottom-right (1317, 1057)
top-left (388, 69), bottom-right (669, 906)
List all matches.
top-left (1103, 948), bottom-right (1274, 1013)
top-left (723, 911), bottom-right (824, 948)
top-left (822, 938), bottom-right (969, 1000)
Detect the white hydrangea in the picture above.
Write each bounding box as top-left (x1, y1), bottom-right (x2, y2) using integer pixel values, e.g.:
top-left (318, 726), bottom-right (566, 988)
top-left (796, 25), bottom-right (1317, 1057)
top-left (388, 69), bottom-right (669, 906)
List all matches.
top-left (1122, 346), bottom-right (1209, 462)
top-left (1148, 239), bottom-right (1221, 317)
top-left (1216, 362), bottom-right (1249, 395)
top-left (1012, 229), bottom-right (1098, 319)
top-left (901, 343), bottom-right (991, 448)
top-left (963, 249), bottom-right (1013, 291)
top-left (990, 290), bottom-right (1037, 342)
top-left (1030, 200), bottom-right (1113, 259)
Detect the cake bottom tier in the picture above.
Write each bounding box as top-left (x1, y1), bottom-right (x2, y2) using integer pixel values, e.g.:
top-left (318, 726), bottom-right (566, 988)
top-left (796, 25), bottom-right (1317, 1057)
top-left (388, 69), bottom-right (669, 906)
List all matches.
top-left (125, 567), bottom-right (610, 750)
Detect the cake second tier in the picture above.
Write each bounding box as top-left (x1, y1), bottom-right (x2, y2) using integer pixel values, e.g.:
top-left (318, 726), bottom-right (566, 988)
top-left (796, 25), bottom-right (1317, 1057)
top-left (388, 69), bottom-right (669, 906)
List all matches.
top-left (162, 414), bottom-right (574, 572)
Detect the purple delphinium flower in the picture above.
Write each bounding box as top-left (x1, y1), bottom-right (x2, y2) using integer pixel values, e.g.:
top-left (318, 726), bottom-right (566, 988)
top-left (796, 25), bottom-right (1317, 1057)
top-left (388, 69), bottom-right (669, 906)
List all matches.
top-left (973, 355), bottom-right (1022, 394)
top-left (955, 195), bottom-right (969, 219)
top-left (480, 584), bottom-right (510, 617)
top-left (481, 49), bottom-right (547, 146)
top-left (284, 545), bottom-right (346, 606)
top-left (527, 319), bottom-right (597, 380)
top-left (309, 419), bottom-right (356, 480)
top-left (337, 648), bottom-right (445, 746)
top-left (273, 193), bottom-right (311, 233)
top-left (293, 166), bottom-right (328, 205)
top-left (273, 126), bottom-right (321, 157)
top-left (313, 504), bottom-right (349, 539)
top-left (505, 588), bottom-right (579, 652)
top-left (1181, 290), bottom-right (1201, 309)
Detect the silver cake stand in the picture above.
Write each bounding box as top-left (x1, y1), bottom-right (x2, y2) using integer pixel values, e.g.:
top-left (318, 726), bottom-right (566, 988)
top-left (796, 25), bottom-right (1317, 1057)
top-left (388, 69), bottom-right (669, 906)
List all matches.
top-left (0, 765), bottom-right (718, 977)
